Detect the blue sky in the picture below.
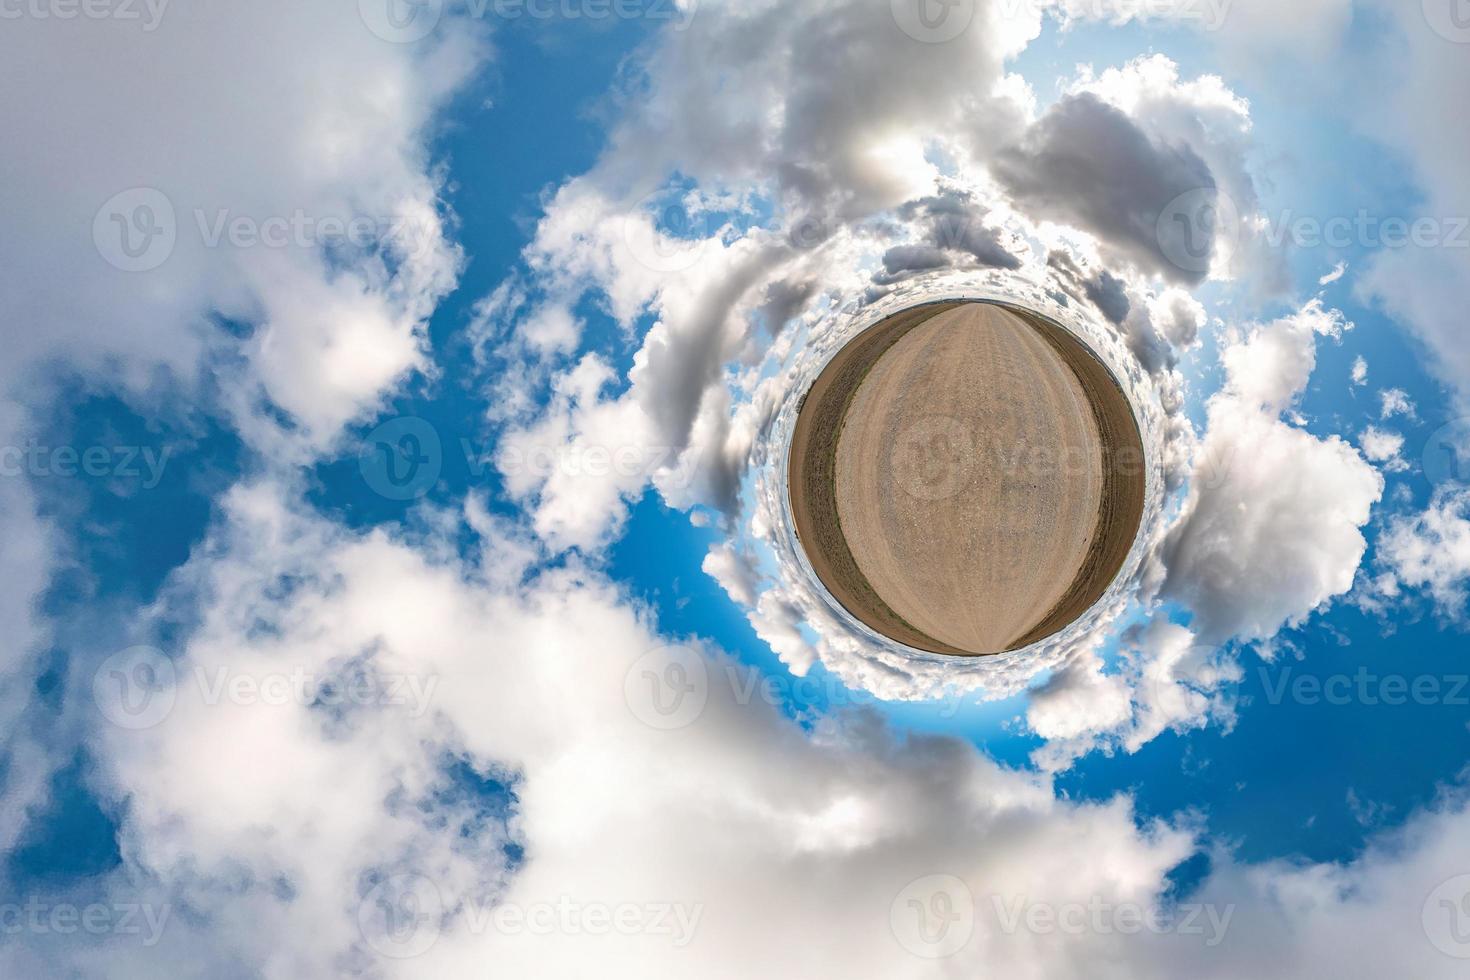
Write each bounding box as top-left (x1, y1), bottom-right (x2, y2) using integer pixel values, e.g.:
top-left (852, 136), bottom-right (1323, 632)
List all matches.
top-left (6, 2), bottom-right (1470, 976)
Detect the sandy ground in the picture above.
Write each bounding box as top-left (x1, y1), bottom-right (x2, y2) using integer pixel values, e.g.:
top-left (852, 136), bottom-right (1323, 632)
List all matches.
top-left (787, 300), bottom-right (1145, 657)
top-left (786, 301), bottom-right (969, 655)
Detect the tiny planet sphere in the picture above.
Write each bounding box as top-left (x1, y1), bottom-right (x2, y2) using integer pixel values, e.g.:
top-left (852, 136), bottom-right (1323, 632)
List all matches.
top-left (787, 300), bottom-right (1146, 656)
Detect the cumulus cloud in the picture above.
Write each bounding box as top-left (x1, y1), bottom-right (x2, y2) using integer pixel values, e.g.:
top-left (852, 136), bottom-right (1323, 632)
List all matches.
top-left (484, 13), bottom-right (1262, 558)
top-left (478, 0), bottom-right (1060, 545)
top-left (1028, 618), bottom-right (1241, 771)
top-left (702, 540), bottom-right (760, 607)
top-left (1147, 287), bottom-right (1208, 350)
top-left (0, 0), bottom-right (490, 845)
top-left (1, 3), bottom-right (485, 450)
top-left (1372, 486), bottom-right (1470, 621)
top-left (10, 4), bottom-right (1470, 979)
top-left (896, 189), bottom-right (1025, 270)
top-left (13, 480), bottom-right (1216, 978)
top-left (1359, 426), bottom-right (1409, 473)
top-left (1351, 0), bottom-right (1470, 411)
top-left (14, 475), bottom-right (1470, 979)
top-left (1379, 388), bottom-right (1417, 421)
top-left (1163, 302), bottom-right (1383, 644)
top-left (993, 92), bottom-right (1217, 283)
top-left (1025, 651), bottom-right (1133, 750)
top-left (469, 2), bottom-right (1310, 735)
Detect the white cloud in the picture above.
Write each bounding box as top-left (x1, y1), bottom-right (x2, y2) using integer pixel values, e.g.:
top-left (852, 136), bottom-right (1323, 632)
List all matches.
top-left (1120, 620), bottom-right (1240, 752)
top-left (1351, 354), bottom-right (1368, 387)
top-left (1353, 0), bottom-right (1470, 411)
top-left (1359, 426), bottom-right (1409, 473)
top-left (15, 476), bottom-right (1470, 978)
top-left (0, 0), bottom-right (491, 845)
top-left (1163, 303), bottom-right (1383, 644)
top-left (1379, 388), bottom-right (1417, 421)
top-left (1147, 287), bottom-right (1208, 350)
top-left (702, 541), bottom-right (760, 607)
top-left (1, 3), bottom-right (486, 451)
top-left (31, 480), bottom-right (1211, 978)
top-left (1373, 486), bottom-right (1470, 621)
top-left (1051, 0), bottom-right (1353, 59)
top-left (1026, 652), bottom-right (1133, 743)
top-left (992, 90), bottom-right (1218, 283)
top-left (1319, 260), bottom-right (1348, 285)
top-left (1176, 789), bottom-right (1470, 978)
top-left (1217, 300), bottom-right (1347, 414)
top-left (484, 38), bottom-right (1271, 727)
top-left (1027, 618), bottom-right (1242, 771)
top-left (8, 7), bottom-right (1470, 978)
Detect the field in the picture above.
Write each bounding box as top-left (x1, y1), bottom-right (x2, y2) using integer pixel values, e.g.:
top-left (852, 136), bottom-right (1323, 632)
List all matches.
top-left (787, 300), bottom-right (1145, 656)
top-left (786, 301), bottom-right (969, 655)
